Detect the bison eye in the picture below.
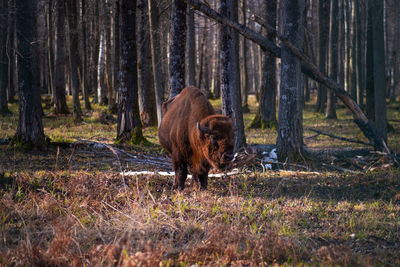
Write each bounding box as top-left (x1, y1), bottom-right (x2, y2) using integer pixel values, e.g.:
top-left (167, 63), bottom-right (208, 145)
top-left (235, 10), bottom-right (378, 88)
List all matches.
top-left (210, 136), bottom-right (218, 147)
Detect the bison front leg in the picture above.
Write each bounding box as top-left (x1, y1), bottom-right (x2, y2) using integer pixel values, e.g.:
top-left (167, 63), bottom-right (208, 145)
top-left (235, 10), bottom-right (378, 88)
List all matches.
top-left (193, 172), bottom-right (208, 190)
top-left (172, 157), bottom-right (188, 190)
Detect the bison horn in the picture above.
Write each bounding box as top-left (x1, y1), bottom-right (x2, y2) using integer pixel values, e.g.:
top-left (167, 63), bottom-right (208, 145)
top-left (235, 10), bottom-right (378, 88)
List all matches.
top-left (197, 122), bottom-right (212, 135)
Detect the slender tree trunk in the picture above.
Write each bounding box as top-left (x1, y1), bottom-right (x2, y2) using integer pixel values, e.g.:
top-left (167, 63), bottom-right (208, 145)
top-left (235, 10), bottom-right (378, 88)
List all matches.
top-left (97, 17), bottom-right (107, 105)
top-left (276, 0), bottom-right (305, 162)
top-left (370, 0), bottom-right (387, 141)
top-left (66, 0), bottom-right (83, 122)
top-left (365, 1), bottom-right (374, 120)
top-left (81, 0), bottom-right (91, 110)
top-left (169, 0), bottom-right (187, 97)
top-left (187, 5), bottom-right (196, 86)
top-left (90, 1), bottom-right (100, 104)
top-left (105, 0), bottom-right (114, 111)
top-left (240, 0), bottom-right (249, 111)
top-left (0, 0), bottom-right (10, 114)
top-left (148, 0), bottom-right (164, 126)
top-left (393, 1), bottom-right (400, 104)
top-left (315, 0), bottom-right (329, 113)
top-left (53, 0), bottom-right (69, 114)
top-left (220, 0), bottom-right (246, 151)
top-left (355, 0), bottom-right (364, 107)
top-left (117, 0), bottom-right (144, 143)
top-left (6, 0), bottom-right (17, 103)
top-left (249, 0), bottom-right (277, 129)
top-left (326, 0), bottom-right (339, 119)
top-left (14, 0), bottom-right (46, 146)
top-left (138, 0), bottom-right (156, 126)
top-left (113, 0), bottom-right (120, 108)
top-left (349, 0), bottom-right (357, 100)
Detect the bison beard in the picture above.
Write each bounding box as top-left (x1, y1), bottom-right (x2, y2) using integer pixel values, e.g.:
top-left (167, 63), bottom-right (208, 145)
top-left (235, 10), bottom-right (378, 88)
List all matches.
top-left (158, 86), bottom-right (234, 190)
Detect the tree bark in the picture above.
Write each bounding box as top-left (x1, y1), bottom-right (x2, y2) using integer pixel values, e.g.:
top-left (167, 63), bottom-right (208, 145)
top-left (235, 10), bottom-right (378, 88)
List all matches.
top-left (66, 0), bottom-right (83, 122)
top-left (97, 14), bottom-right (107, 105)
top-left (276, 0), bottom-right (305, 162)
top-left (14, 0), bottom-right (46, 147)
top-left (249, 0), bottom-right (277, 129)
top-left (6, 0), bottom-right (17, 103)
top-left (0, 0), bottom-right (10, 114)
top-left (355, 0), bottom-right (364, 107)
top-left (80, 0), bottom-right (91, 110)
top-left (53, 0), bottom-right (69, 114)
top-left (370, 0), bottom-right (387, 141)
top-left (240, 0), bottom-right (249, 110)
top-left (169, 0), bottom-right (187, 97)
top-left (326, 0), bottom-right (338, 119)
top-left (220, 0), bottom-right (246, 151)
top-left (349, 0), bottom-right (357, 100)
top-left (138, 0), bottom-right (156, 126)
top-left (148, 0), bottom-right (164, 126)
top-left (315, 0), bottom-right (329, 113)
top-left (184, 0), bottom-right (390, 153)
top-left (117, 0), bottom-right (144, 144)
top-left (187, 5), bottom-right (196, 86)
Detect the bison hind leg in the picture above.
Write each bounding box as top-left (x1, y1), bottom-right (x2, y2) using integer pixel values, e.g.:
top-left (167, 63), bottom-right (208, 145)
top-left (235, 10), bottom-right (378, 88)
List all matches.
top-left (172, 158), bottom-right (188, 190)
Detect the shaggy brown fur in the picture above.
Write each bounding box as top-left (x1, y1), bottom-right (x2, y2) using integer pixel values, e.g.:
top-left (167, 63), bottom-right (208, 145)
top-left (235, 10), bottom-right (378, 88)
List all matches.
top-left (158, 86), bottom-right (234, 190)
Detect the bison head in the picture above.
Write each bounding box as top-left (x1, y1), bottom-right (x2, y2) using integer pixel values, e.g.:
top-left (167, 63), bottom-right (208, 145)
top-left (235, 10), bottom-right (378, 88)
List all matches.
top-left (197, 115), bottom-right (234, 171)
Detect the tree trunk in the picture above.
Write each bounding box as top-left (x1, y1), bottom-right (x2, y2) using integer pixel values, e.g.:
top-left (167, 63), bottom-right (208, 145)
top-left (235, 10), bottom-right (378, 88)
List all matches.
top-left (14, 0), bottom-right (46, 147)
top-left (97, 17), bottom-right (107, 105)
top-left (0, 0), bottom-right (10, 114)
top-left (6, 0), bottom-right (17, 103)
top-left (393, 1), bottom-right (400, 104)
top-left (326, 0), bottom-right (339, 119)
top-left (138, 0), bottom-right (156, 126)
top-left (169, 0), bottom-right (186, 97)
top-left (117, 0), bottom-right (144, 144)
top-left (370, 0), bottom-right (387, 141)
top-left (315, 0), bottom-right (329, 113)
top-left (240, 0), bottom-right (249, 110)
top-left (355, 0), bottom-right (364, 107)
top-left (249, 0), bottom-right (277, 129)
top-left (81, 0), bottom-right (91, 110)
top-left (276, 0), bottom-right (305, 162)
top-left (366, 1), bottom-right (374, 120)
top-left (66, 0), bottom-right (83, 122)
top-left (105, 0), bottom-right (114, 111)
top-left (113, 0), bottom-right (120, 109)
top-left (349, 0), bottom-right (357, 100)
top-left (220, 0), bottom-right (246, 151)
top-left (148, 0), bottom-right (164, 126)
top-left (187, 5), bottom-right (196, 86)
top-left (53, 0), bottom-right (69, 114)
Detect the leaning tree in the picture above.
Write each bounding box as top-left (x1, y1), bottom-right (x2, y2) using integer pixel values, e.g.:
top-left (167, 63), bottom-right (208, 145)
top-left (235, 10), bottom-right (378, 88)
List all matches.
top-left (184, 0), bottom-right (391, 157)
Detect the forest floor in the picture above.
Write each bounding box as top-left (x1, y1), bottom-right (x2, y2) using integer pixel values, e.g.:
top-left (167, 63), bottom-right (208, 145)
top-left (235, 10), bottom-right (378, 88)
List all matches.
top-left (0, 95), bottom-right (400, 266)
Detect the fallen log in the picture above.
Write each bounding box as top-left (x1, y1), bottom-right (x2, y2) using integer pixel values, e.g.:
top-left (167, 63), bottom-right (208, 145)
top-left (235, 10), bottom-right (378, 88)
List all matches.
top-left (306, 128), bottom-right (373, 147)
top-left (185, 0), bottom-right (390, 154)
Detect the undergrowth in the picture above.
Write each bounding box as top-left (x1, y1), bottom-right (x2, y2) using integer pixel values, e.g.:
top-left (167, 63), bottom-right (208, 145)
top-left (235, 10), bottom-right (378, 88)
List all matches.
top-left (0, 95), bottom-right (399, 266)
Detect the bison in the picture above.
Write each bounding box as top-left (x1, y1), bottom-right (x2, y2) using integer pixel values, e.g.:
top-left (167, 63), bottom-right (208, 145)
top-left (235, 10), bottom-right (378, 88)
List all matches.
top-left (158, 86), bottom-right (234, 190)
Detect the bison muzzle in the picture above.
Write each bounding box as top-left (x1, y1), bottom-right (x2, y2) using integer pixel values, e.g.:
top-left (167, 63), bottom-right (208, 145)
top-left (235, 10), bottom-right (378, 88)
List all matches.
top-left (158, 86), bottom-right (234, 190)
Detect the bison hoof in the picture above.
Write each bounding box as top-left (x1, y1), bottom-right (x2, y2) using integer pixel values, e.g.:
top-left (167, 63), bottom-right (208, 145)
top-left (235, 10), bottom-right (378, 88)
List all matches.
top-left (173, 183), bottom-right (185, 191)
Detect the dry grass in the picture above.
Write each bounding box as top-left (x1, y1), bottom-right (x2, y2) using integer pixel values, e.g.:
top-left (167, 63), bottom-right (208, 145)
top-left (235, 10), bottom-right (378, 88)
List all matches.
top-left (0, 95), bottom-right (400, 266)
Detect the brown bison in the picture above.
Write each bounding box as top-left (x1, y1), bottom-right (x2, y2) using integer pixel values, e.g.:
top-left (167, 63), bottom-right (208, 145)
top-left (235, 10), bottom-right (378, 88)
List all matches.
top-left (158, 86), bottom-right (234, 190)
